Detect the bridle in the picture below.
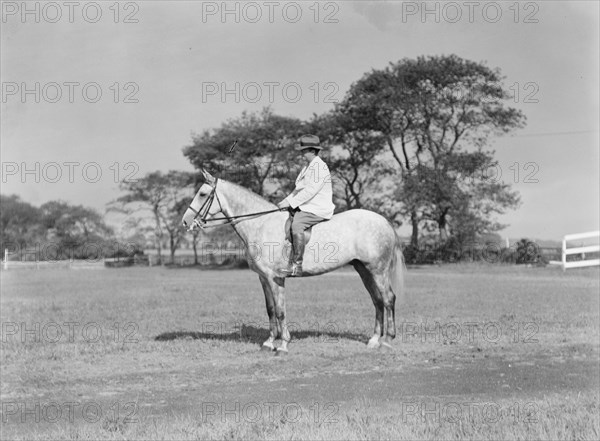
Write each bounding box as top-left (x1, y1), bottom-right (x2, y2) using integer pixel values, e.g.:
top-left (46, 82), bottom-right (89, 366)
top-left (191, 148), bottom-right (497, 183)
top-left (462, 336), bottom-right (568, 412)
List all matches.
top-left (187, 179), bottom-right (220, 229)
top-left (187, 178), bottom-right (285, 230)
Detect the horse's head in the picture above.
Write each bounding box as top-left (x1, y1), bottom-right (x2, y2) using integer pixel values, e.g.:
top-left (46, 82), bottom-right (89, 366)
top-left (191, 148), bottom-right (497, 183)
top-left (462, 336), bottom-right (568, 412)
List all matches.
top-left (182, 169), bottom-right (220, 231)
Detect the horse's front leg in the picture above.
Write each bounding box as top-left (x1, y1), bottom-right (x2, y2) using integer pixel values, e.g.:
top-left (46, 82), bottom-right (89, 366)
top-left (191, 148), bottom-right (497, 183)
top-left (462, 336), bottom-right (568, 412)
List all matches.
top-left (272, 276), bottom-right (290, 355)
top-left (258, 275), bottom-right (277, 351)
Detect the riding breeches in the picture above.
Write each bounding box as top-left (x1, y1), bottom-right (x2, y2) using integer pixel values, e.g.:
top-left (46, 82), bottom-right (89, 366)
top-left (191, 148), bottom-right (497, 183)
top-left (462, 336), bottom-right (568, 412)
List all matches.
top-left (284, 209), bottom-right (326, 242)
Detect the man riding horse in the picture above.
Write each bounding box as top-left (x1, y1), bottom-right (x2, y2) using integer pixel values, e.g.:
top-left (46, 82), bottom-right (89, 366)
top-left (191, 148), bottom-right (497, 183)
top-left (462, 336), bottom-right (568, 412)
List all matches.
top-left (182, 142), bottom-right (404, 352)
top-left (277, 135), bottom-right (335, 277)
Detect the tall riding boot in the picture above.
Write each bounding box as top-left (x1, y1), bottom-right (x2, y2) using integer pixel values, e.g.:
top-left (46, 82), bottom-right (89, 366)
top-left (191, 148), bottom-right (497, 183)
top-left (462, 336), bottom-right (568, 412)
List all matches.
top-left (290, 230), bottom-right (305, 276)
top-left (279, 231), bottom-right (305, 277)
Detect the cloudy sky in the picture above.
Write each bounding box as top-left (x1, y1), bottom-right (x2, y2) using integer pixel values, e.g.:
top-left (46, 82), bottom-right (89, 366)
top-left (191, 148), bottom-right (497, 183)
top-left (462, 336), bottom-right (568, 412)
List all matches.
top-left (1, 1), bottom-right (598, 240)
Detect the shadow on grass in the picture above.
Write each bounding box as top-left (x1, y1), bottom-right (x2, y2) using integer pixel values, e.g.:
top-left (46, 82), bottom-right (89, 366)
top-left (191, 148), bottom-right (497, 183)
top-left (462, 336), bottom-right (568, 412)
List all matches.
top-left (155, 324), bottom-right (368, 344)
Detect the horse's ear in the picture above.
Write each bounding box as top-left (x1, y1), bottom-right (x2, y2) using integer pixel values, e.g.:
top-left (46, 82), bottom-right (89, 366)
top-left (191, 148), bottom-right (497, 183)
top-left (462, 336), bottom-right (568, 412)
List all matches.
top-left (200, 168), bottom-right (216, 186)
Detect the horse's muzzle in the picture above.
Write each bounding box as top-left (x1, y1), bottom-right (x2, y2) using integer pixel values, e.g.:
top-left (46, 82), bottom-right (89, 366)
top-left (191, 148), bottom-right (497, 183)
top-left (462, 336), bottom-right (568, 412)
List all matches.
top-left (183, 218), bottom-right (205, 231)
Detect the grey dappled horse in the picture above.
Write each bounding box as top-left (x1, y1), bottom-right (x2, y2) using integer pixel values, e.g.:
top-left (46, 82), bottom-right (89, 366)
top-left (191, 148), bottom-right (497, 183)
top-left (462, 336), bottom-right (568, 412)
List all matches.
top-left (182, 169), bottom-right (406, 354)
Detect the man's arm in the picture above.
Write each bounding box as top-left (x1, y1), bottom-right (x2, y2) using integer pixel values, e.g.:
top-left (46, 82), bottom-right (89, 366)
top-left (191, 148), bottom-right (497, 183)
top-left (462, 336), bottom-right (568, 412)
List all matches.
top-left (285, 165), bottom-right (327, 208)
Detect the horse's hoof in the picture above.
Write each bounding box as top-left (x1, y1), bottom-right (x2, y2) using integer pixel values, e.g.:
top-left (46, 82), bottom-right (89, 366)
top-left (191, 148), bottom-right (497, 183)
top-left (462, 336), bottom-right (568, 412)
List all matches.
top-left (367, 338), bottom-right (380, 349)
top-left (261, 344), bottom-right (275, 352)
top-left (275, 348), bottom-right (289, 356)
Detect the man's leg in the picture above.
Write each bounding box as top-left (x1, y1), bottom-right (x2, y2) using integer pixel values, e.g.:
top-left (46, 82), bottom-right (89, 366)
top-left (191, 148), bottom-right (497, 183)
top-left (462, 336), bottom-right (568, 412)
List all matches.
top-left (284, 213), bottom-right (293, 243)
top-left (280, 211), bottom-right (326, 277)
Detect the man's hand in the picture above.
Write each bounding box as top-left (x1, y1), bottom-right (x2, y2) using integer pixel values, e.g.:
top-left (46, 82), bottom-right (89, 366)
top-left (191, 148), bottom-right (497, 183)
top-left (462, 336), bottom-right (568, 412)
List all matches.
top-left (278, 199), bottom-right (291, 209)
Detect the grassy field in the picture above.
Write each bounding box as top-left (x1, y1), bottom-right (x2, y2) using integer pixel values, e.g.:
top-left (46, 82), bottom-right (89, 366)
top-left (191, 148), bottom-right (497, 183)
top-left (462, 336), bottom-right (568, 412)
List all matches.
top-left (1, 264), bottom-right (599, 440)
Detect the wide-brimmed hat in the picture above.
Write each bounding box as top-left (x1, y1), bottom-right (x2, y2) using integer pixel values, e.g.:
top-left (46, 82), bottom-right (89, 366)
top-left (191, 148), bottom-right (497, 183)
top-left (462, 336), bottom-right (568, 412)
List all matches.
top-left (295, 135), bottom-right (322, 151)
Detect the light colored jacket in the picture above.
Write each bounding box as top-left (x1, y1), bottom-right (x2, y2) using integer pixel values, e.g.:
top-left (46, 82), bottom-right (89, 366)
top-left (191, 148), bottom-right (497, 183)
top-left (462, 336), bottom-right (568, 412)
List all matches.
top-left (285, 156), bottom-right (335, 219)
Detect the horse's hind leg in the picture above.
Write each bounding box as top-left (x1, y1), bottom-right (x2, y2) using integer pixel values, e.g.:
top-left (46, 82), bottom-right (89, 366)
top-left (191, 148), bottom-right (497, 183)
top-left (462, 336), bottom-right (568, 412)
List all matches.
top-left (376, 272), bottom-right (396, 348)
top-left (381, 285), bottom-right (396, 348)
top-left (352, 261), bottom-right (384, 349)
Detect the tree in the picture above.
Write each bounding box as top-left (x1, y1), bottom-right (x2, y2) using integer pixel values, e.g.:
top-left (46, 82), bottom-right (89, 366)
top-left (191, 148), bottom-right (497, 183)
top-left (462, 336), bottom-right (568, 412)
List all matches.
top-left (1, 195), bottom-right (114, 260)
top-left (39, 201), bottom-right (114, 259)
top-left (0, 194), bottom-right (44, 252)
top-left (400, 151), bottom-right (520, 246)
top-left (338, 55), bottom-right (526, 248)
top-left (111, 171), bottom-right (196, 264)
top-left (183, 107), bottom-right (305, 202)
top-left (40, 201), bottom-right (112, 241)
top-left (190, 228), bottom-right (202, 265)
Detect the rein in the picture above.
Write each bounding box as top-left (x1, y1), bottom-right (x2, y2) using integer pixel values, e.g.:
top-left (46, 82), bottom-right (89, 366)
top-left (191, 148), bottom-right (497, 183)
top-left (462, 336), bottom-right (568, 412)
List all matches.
top-left (187, 179), bottom-right (285, 229)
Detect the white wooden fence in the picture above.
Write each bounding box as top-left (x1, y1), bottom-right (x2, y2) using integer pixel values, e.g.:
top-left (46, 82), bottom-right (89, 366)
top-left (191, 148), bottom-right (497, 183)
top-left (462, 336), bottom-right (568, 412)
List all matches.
top-left (550, 231), bottom-right (600, 270)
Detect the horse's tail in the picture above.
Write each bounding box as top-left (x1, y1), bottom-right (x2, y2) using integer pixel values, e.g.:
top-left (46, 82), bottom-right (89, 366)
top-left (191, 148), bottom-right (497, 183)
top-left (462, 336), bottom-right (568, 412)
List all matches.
top-left (389, 232), bottom-right (406, 303)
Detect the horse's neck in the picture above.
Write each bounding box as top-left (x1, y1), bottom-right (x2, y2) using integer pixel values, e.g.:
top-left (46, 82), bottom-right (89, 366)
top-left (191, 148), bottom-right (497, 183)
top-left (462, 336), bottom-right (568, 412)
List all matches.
top-left (218, 180), bottom-right (276, 243)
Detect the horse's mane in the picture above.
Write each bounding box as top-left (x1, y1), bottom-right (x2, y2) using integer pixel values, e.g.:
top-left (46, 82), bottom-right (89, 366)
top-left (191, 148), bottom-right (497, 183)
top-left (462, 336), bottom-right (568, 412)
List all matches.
top-left (219, 179), bottom-right (277, 210)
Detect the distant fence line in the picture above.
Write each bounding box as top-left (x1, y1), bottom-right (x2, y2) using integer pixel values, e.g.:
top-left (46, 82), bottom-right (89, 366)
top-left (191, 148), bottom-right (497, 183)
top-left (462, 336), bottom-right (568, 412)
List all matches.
top-left (1, 248), bottom-right (239, 270)
top-left (3, 238), bottom-right (583, 269)
top-left (2, 260), bottom-right (106, 270)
